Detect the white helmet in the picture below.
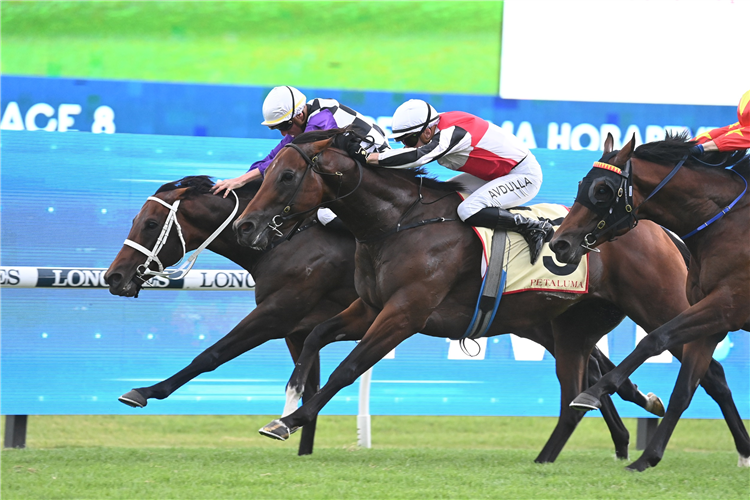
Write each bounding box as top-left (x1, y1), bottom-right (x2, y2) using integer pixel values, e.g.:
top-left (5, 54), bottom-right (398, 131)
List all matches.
top-left (261, 86), bottom-right (307, 126)
top-left (391, 99), bottom-right (440, 140)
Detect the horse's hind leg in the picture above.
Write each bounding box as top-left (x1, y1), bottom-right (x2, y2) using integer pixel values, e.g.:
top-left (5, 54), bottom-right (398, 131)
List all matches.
top-left (282, 298), bottom-right (377, 418)
top-left (628, 336), bottom-right (721, 471)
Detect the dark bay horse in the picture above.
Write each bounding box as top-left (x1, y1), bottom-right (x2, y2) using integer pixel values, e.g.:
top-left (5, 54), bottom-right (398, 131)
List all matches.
top-left (104, 176), bottom-right (359, 455)
top-left (231, 129), bottom-right (745, 464)
top-left (104, 177), bottom-right (668, 464)
top-left (550, 133), bottom-right (750, 471)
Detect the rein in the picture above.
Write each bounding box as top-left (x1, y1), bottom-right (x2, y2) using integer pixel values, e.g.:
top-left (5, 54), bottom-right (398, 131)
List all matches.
top-left (266, 142), bottom-right (363, 236)
top-left (582, 153), bottom-right (748, 247)
top-left (355, 175), bottom-right (458, 244)
top-left (124, 190), bottom-right (239, 284)
top-left (279, 141), bottom-right (457, 243)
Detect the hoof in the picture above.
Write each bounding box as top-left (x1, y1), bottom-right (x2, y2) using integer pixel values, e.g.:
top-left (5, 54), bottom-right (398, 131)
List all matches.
top-left (570, 392), bottom-right (601, 412)
top-left (259, 419), bottom-right (299, 441)
top-left (118, 390), bottom-right (147, 408)
top-left (739, 455), bottom-right (750, 467)
top-left (625, 458), bottom-right (652, 472)
top-left (644, 392), bottom-right (665, 417)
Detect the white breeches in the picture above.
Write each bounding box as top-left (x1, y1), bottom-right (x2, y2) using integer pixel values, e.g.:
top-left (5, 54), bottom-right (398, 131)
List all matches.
top-left (453, 156), bottom-right (543, 221)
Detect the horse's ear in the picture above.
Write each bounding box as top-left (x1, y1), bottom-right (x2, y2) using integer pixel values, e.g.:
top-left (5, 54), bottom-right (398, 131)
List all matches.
top-left (603, 133), bottom-right (615, 154)
top-left (614, 134), bottom-right (636, 164)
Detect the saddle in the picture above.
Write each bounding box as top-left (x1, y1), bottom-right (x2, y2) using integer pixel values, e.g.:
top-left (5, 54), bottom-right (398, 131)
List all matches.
top-left (462, 204), bottom-right (589, 340)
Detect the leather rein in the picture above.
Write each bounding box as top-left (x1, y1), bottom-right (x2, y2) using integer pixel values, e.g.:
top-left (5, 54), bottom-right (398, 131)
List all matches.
top-left (580, 153), bottom-right (748, 249)
top-left (278, 141), bottom-right (456, 244)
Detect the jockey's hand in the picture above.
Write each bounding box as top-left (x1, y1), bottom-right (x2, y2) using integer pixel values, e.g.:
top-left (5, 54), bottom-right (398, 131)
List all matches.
top-left (210, 177), bottom-right (243, 198)
top-left (343, 136), bottom-right (369, 164)
top-left (688, 144), bottom-right (705, 156)
top-left (210, 170), bottom-right (261, 198)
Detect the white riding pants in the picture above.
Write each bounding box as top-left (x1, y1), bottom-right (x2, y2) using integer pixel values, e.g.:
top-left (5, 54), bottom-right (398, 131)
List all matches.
top-left (453, 155), bottom-right (543, 221)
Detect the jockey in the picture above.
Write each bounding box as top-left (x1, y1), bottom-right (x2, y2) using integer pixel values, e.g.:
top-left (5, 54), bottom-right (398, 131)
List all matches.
top-left (211, 86), bottom-right (390, 230)
top-left (691, 89), bottom-right (750, 154)
top-left (212, 86), bottom-right (389, 196)
top-left (364, 99), bottom-right (553, 264)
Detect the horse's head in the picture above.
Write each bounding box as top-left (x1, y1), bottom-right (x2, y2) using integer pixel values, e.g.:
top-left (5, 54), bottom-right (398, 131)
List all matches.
top-left (550, 133), bottom-right (637, 265)
top-left (233, 130), bottom-right (355, 250)
top-left (105, 176), bottom-right (245, 297)
top-left (105, 189), bottom-right (189, 297)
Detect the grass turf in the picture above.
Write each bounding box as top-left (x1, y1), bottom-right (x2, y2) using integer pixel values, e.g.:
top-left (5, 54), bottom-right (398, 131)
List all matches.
top-left (0, 1), bottom-right (503, 94)
top-left (2, 415), bottom-right (748, 499)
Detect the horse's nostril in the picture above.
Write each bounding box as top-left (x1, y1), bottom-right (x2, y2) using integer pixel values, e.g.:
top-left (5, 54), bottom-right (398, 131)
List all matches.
top-left (107, 273), bottom-right (121, 287)
top-left (240, 222), bottom-right (255, 235)
top-left (550, 240), bottom-right (567, 253)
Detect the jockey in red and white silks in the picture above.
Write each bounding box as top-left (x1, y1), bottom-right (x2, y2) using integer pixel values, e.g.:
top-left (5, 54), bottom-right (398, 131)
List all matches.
top-left (366, 99), bottom-right (553, 264)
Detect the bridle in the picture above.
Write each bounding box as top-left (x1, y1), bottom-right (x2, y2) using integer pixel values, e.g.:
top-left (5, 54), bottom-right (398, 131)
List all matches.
top-left (275, 140), bottom-right (457, 243)
top-left (575, 155), bottom-right (637, 251)
top-left (577, 151), bottom-right (748, 250)
top-left (265, 141), bottom-right (363, 237)
top-left (124, 190), bottom-right (239, 285)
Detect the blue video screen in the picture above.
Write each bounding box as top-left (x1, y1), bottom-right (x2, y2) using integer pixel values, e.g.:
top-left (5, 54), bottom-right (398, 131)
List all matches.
top-left (2, 129), bottom-right (747, 420)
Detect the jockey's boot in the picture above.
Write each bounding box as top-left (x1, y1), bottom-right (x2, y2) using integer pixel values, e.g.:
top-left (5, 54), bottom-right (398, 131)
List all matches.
top-left (465, 207), bottom-right (554, 265)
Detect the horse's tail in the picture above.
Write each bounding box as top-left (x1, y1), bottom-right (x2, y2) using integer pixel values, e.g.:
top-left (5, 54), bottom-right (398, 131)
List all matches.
top-left (661, 226), bottom-right (690, 271)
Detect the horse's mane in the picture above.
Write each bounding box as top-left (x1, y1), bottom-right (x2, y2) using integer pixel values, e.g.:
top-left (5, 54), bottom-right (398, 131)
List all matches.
top-left (155, 175), bottom-right (262, 198)
top-left (369, 165), bottom-right (465, 193)
top-left (634, 131), bottom-right (746, 169)
top-left (293, 128), bottom-right (464, 193)
top-left (292, 128), bottom-right (347, 145)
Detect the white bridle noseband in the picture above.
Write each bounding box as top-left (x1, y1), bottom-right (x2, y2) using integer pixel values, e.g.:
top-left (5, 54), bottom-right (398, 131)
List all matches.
top-left (123, 191), bottom-right (239, 282)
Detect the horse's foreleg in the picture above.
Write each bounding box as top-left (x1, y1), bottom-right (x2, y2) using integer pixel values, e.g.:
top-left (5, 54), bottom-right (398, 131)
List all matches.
top-left (697, 359), bottom-right (750, 464)
top-left (535, 322), bottom-right (593, 463)
top-left (664, 344), bottom-right (750, 462)
top-left (285, 335), bottom-right (320, 456)
top-left (627, 336), bottom-right (721, 471)
top-left (570, 295), bottom-right (745, 412)
top-left (119, 305), bottom-right (294, 408)
top-left (592, 348), bottom-right (664, 417)
top-left (262, 299), bottom-right (423, 441)
top-left (282, 298), bottom-right (377, 418)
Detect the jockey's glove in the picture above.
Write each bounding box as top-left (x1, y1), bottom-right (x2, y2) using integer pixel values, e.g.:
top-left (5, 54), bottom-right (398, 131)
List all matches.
top-left (688, 144), bottom-right (704, 156)
top-left (343, 136), bottom-right (368, 164)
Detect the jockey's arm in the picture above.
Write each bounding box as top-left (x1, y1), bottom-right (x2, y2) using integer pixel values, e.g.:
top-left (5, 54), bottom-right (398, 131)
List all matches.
top-left (367, 126), bottom-right (470, 169)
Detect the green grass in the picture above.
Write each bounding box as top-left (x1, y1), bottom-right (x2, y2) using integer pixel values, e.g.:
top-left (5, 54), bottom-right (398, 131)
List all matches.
top-left (2, 415), bottom-right (748, 499)
top-left (0, 1), bottom-right (503, 94)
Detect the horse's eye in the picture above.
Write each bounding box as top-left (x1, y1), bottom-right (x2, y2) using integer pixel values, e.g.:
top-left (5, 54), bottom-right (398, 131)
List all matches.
top-left (280, 171), bottom-right (295, 183)
top-left (145, 220), bottom-right (159, 230)
top-left (594, 186), bottom-right (612, 202)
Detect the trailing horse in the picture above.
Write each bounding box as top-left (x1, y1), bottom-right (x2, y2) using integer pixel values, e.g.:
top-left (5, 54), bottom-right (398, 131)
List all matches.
top-left (232, 129), bottom-right (746, 464)
top-left (549, 132), bottom-right (750, 471)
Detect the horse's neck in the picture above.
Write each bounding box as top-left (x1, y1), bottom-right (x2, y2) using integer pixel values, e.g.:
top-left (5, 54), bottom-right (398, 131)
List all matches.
top-left (184, 196), bottom-right (259, 272)
top-left (327, 171), bottom-right (451, 241)
top-left (633, 159), bottom-right (745, 234)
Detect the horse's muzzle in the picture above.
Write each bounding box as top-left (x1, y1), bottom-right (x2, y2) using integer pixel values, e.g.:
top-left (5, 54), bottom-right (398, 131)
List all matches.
top-left (233, 215), bottom-right (271, 250)
top-left (549, 235), bottom-right (584, 265)
top-left (104, 271), bottom-right (141, 298)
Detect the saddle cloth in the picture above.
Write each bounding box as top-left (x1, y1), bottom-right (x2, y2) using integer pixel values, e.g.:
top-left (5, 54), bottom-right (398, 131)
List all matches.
top-left (471, 203), bottom-right (589, 295)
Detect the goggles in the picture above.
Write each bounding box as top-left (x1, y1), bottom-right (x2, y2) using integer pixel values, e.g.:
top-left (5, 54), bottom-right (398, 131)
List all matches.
top-left (270, 119), bottom-right (294, 132)
top-left (398, 132), bottom-right (421, 148)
